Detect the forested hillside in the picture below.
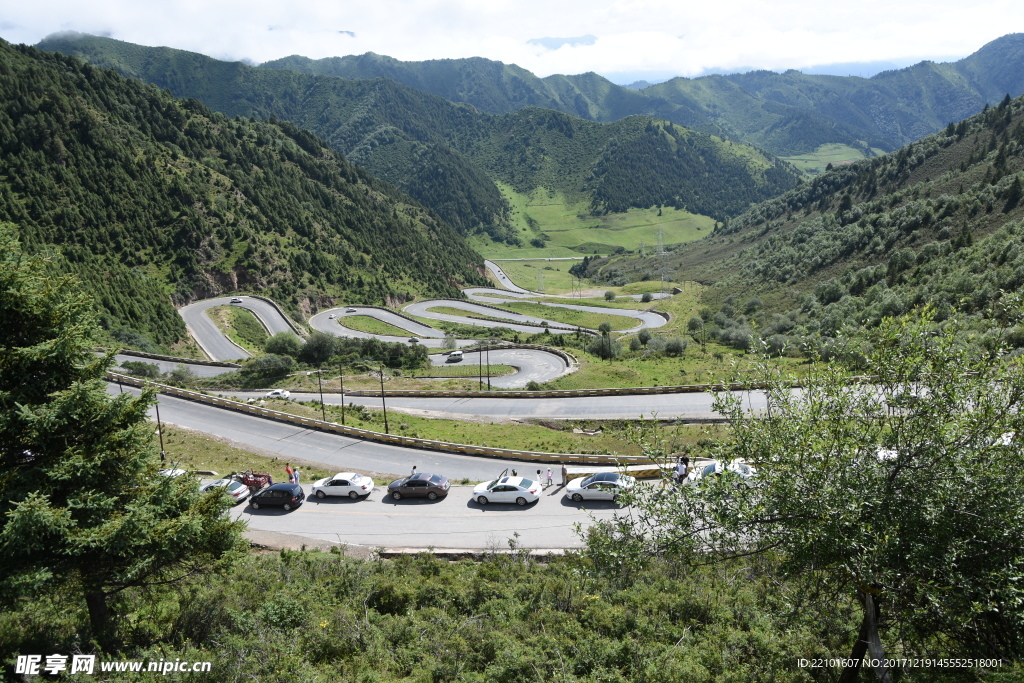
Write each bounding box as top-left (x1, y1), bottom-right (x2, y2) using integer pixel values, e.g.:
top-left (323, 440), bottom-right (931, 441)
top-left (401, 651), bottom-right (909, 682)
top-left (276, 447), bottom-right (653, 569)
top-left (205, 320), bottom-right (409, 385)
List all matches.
top-left (584, 95), bottom-right (1024, 355)
top-left (260, 35), bottom-right (1024, 157)
top-left (36, 33), bottom-right (800, 237)
top-left (0, 40), bottom-right (485, 349)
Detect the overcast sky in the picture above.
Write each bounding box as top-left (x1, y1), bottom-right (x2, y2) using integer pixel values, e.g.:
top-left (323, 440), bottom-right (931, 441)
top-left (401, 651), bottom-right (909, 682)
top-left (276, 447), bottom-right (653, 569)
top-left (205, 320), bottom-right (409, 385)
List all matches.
top-left (3, 0), bottom-right (1022, 82)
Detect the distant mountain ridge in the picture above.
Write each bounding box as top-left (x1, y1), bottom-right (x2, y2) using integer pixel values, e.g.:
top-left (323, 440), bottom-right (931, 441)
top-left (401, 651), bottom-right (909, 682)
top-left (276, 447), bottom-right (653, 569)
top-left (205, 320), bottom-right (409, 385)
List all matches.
top-left (255, 34), bottom-right (1024, 156)
top-left (35, 33), bottom-right (799, 241)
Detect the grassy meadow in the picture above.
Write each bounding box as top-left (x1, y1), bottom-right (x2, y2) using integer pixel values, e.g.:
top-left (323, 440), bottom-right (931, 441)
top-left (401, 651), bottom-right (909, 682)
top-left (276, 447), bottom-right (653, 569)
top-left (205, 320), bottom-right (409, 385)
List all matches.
top-left (468, 183), bottom-right (715, 259)
top-left (335, 315), bottom-right (422, 336)
top-left (780, 143), bottom-right (885, 175)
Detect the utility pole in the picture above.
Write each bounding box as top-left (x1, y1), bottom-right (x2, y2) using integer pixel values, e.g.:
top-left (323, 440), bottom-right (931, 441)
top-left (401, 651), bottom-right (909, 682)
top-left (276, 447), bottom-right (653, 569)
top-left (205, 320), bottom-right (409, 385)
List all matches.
top-left (378, 364), bottom-right (389, 433)
top-left (154, 400), bottom-right (165, 463)
top-left (339, 365), bottom-right (345, 425)
top-left (478, 344), bottom-right (483, 390)
top-left (317, 368), bottom-right (326, 421)
top-left (486, 340), bottom-right (491, 391)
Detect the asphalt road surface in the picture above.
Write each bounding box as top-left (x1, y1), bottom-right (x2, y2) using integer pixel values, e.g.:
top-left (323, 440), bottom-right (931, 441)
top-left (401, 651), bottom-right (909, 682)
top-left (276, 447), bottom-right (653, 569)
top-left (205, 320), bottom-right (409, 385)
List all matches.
top-left (112, 354), bottom-right (232, 378)
top-left (225, 388), bottom-right (764, 421)
top-left (114, 385), bottom-right (554, 481)
top-left (426, 348), bottom-right (572, 389)
top-left (231, 482), bottom-right (623, 550)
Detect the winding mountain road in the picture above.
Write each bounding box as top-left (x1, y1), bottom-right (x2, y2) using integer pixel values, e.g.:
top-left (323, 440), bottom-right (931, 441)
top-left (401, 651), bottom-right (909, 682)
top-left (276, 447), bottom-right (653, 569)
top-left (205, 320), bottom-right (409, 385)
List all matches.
top-left (179, 296), bottom-right (297, 361)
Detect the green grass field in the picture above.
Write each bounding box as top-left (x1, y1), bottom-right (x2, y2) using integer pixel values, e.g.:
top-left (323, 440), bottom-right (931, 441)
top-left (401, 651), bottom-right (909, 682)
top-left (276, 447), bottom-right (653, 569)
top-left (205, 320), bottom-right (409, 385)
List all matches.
top-left (546, 340), bottom-right (809, 391)
top-left (490, 259), bottom-right (581, 293)
top-left (157, 424), bottom-right (339, 482)
top-left (781, 144), bottom-right (884, 175)
top-left (469, 183), bottom-right (715, 259)
top-left (406, 364), bottom-right (515, 379)
top-left (335, 315), bottom-right (421, 337)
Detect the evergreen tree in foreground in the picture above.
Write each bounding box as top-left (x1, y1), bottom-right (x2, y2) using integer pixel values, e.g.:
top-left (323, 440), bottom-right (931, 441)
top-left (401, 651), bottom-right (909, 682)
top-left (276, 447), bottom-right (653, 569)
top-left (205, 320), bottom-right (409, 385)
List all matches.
top-left (0, 224), bottom-right (245, 646)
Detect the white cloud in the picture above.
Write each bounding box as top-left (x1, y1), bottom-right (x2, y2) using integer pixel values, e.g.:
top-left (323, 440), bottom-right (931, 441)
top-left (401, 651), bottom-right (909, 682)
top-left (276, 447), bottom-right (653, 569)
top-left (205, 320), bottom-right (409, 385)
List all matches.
top-left (4, 0), bottom-right (1022, 78)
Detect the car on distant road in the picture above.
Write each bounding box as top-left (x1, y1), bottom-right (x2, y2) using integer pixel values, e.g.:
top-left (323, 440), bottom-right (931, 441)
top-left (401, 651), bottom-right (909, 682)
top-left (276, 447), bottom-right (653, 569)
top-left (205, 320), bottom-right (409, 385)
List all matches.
top-left (408, 337), bottom-right (419, 343)
top-left (565, 472), bottom-right (635, 502)
top-left (447, 350), bottom-right (464, 362)
top-left (345, 308), bottom-right (357, 313)
top-left (250, 482), bottom-right (305, 511)
top-left (387, 473), bottom-right (450, 500)
top-left (312, 472), bottom-right (375, 499)
top-left (201, 478), bottom-right (251, 504)
top-left (328, 314), bottom-right (336, 319)
top-left (265, 389), bottom-right (290, 399)
top-left (230, 297), bottom-right (243, 303)
top-left (473, 476), bottom-right (540, 506)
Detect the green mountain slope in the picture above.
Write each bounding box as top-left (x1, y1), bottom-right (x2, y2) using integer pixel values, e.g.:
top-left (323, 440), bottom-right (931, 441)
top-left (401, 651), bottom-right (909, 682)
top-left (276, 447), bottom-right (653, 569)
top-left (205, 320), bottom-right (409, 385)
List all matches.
top-left (0, 40), bottom-right (485, 349)
top-left (255, 35), bottom-right (1024, 158)
top-left (586, 95), bottom-right (1024, 353)
top-left (35, 33), bottom-right (799, 240)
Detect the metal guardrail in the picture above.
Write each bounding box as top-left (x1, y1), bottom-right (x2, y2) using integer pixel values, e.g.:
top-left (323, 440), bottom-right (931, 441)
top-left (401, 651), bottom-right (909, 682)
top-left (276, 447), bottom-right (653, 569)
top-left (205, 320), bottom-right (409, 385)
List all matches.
top-left (101, 348), bottom-right (242, 368)
top-left (343, 380), bottom-right (761, 399)
top-left (108, 372), bottom-right (651, 466)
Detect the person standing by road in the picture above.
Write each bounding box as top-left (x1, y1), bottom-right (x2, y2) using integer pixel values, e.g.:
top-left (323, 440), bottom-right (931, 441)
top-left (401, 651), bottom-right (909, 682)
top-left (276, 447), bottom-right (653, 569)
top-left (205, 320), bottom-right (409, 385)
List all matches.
top-left (674, 456), bottom-right (690, 486)
top-left (294, 468), bottom-right (301, 486)
top-left (285, 463), bottom-right (294, 484)
top-left (546, 468), bottom-right (553, 488)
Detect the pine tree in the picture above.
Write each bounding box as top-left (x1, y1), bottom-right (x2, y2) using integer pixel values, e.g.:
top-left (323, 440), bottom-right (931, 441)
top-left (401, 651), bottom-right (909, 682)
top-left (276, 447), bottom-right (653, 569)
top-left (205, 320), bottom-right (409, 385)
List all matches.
top-left (0, 224), bottom-right (245, 645)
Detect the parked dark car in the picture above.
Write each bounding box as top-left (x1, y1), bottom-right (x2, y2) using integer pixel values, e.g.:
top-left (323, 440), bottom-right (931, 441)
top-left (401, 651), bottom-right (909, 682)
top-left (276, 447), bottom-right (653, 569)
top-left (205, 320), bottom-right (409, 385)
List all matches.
top-left (250, 483), bottom-right (305, 511)
top-left (387, 473), bottom-right (450, 500)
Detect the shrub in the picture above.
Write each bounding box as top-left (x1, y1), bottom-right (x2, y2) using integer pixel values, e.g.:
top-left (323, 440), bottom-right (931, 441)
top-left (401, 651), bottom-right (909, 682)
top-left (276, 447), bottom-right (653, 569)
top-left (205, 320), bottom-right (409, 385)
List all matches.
top-left (245, 353), bottom-right (295, 376)
top-left (119, 361), bottom-right (161, 378)
top-left (299, 332), bottom-right (338, 365)
top-left (604, 291), bottom-right (616, 301)
top-left (664, 337), bottom-right (688, 356)
top-left (265, 331), bottom-right (302, 357)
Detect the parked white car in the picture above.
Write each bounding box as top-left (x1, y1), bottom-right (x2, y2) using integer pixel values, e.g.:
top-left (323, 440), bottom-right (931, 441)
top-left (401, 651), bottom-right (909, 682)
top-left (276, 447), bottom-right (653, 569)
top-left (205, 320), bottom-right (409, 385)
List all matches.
top-left (200, 478), bottom-right (251, 504)
top-left (473, 476), bottom-right (540, 506)
top-left (565, 472), bottom-right (635, 502)
top-left (312, 472), bottom-right (375, 499)
top-left (689, 459), bottom-right (757, 486)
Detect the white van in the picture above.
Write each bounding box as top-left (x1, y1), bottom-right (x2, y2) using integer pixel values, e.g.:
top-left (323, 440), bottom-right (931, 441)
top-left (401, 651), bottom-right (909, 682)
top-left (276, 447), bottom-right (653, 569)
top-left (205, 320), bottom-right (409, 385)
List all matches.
top-left (447, 350), bottom-right (464, 362)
